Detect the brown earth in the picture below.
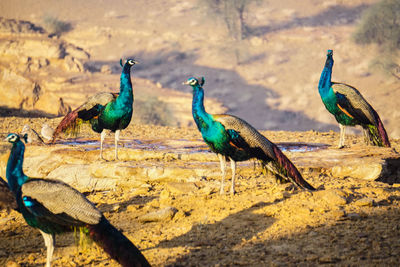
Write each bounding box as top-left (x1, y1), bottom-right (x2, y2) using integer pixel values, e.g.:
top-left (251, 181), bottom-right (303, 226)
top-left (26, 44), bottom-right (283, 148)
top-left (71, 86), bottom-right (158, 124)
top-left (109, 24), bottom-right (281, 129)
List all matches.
top-left (1, 0), bottom-right (399, 136)
top-left (1, 0), bottom-right (400, 266)
top-left (0, 117), bottom-right (400, 266)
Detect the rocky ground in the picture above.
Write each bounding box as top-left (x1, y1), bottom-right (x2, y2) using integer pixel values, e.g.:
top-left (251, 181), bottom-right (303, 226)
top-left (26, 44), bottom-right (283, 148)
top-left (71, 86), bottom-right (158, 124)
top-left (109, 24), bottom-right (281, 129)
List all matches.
top-left (2, 0), bottom-right (400, 137)
top-left (0, 117), bottom-right (400, 266)
top-left (1, 0), bottom-right (400, 266)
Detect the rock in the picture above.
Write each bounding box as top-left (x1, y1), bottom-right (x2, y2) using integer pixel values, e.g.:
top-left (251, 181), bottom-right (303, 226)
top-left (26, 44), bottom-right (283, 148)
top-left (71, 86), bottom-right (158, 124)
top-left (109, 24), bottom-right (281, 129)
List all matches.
top-left (159, 189), bottom-right (171, 201)
top-left (127, 204), bottom-right (139, 212)
top-left (0, 39), bottom-right (63, 59)
top-left (330, 209), bottom-right (345, 219)
top-left (166, 182), bottom-right (199, 195)
top-left (63, 55), bottom-right (85, 72)
top-left (0, 67), bottom-right (38, 109)
top-left (295, 146), bottom-right (400, 183)
top-left (47, 164), bottom-right (117, 192)
top-left (5, 261), bottom-right (20, 267)
top-left (0, 17), bottom-right (44, 35)
top-left (332, 164), bottom-right (383, 181)
top-left (130, 186), bottom-right (150, 196)
top-left (346, 213), bottom-right (361, 220)
top-left (138, 207), bottom-right (178, 222)
top-left (314, 189), bottom-right (347, 206)
top-left (28, 58), bottom-right (49, 72)
top-left (354, 198), bottom-right (374, 207)
top-left (318, 256), bottom-right (338, 264)
top-left (65, 45), bottom-right (90, 60)
top-left (173, 210), bottom-right (188, 220)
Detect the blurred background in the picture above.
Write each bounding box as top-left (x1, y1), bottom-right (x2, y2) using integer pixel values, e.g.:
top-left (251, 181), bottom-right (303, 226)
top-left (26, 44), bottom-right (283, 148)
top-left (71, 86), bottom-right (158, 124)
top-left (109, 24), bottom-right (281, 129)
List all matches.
top-left (0, 0), bottom-right (399, 137)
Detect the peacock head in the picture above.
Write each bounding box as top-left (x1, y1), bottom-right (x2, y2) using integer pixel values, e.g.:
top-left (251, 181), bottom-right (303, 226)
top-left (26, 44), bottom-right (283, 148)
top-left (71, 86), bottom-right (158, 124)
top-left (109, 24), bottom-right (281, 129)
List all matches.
top-left (324, 49), bottom-right (334, 67)
top-left (183, 77), bottom-right (205, 87)
top-left (5, 133), bottom-right (20, 144)
top-left (120, 58), bottom-right (138, 67)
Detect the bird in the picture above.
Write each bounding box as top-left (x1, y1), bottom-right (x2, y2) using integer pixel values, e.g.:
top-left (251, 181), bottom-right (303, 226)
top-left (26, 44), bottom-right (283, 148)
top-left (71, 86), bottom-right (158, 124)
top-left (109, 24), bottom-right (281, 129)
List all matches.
top-left (52, 59), bottom-right (138, 160)
top-left (4, 133), bottom-right (151, 267)
top-left (183, 77), bottom-right (315, 194)
top-left (318, 50), bottom-right (391, 148)
top-left (41, 123), bottom-right (54, 142)
top-left (21, 124), bottom-right (45, 145)
top-left (0, 176), bottom-right (17, 211)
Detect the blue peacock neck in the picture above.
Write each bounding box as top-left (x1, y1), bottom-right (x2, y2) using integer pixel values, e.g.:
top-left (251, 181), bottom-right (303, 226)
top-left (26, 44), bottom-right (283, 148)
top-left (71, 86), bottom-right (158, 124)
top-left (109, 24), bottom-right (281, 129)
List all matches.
top-left (191, 85), bottom-right (213, 131)
top-left (117, 64), bottom-right (133, 106)
top-left (6, 140), bottom-right (28, 194)
top-left (318, 53), bottom-right (334, 98)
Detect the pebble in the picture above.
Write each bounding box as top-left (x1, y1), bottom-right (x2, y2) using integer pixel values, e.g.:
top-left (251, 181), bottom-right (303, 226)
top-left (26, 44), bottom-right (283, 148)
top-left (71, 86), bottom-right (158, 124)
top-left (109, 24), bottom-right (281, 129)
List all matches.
top-left (138, 207), bottom-right (178, 222)
top-left (320, 189), bottom-right (348, 206)
top-left (346, 213), bottom-right (361, 220)
top-left (6, 261), bottom-right (20, 267)
top-left (354, 198), bottom-right (374, 207)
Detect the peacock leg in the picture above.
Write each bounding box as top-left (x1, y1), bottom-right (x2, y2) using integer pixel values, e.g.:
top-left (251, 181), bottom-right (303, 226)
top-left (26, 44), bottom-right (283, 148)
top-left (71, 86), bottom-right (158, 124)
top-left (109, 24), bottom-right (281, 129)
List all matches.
top-left (229, 158), bottom-right (236, 195)
top-left (100, 130), bottom-right (107, 159)
top-left (338, 124), bottom-right (346, 148)
top-left (217, 154), bottom-right (226, 194)
top-left (114, 130), bottom-right (120, 160)
top-left (39, 230), bottom-right (55, 267)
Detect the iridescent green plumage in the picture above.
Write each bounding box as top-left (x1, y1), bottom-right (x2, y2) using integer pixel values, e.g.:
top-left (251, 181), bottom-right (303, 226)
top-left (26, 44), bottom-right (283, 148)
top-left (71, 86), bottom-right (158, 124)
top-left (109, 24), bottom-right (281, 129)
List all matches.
top-left (53, 59), bottom-right (137, 160)
top-left (318, 50), bottom-right (390, 148)
top-left (5, 133), bottom-right (150, 267)
top-left (184, 77), bottom-right (315, 194)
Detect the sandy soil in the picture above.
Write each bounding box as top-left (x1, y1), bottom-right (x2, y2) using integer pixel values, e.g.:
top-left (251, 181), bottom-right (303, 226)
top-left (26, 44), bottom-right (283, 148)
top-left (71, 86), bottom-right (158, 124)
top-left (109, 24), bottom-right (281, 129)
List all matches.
top-left (1, 0), bottom-right (400, 266)
top-left (0, 117), bottom-right (400, 266)
top-left (2, 0), bottom-right (399, 137)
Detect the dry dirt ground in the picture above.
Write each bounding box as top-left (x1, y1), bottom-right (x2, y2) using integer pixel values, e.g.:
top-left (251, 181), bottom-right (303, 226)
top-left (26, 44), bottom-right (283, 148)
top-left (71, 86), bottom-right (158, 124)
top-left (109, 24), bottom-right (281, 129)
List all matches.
top-left (1, 0), bottom-right (400, 266)
top-left (0, 117), bottom-right (400, 266)
top-left (2, 0), bottom-right (400, 137)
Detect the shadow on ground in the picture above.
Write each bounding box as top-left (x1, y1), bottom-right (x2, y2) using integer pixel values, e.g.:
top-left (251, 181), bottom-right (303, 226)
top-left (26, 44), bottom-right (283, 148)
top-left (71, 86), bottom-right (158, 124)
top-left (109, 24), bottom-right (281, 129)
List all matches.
top-left (0, 106), bottom-right (56, 118)
top-left (252, 4), bottom-right (370, 35)
top-left (155, 204), bottom-right (400, 266)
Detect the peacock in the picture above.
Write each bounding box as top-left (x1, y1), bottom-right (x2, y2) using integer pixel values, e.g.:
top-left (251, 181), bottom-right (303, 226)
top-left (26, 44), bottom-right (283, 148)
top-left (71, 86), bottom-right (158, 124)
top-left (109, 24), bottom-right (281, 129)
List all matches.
top-left (318, 50), bottom-right (391, 148)
top-left (52, 59), bottom-right (138, 160)
top-left (5, 133), bottom-right (151, 267)
top-left (184, 77), bottom-right (315, 194)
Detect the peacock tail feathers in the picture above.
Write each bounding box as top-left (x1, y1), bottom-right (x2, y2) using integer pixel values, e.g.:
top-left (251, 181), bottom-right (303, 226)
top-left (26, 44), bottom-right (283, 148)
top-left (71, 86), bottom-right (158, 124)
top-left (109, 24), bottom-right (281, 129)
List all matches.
top-left (51, 108), bottom-right (81, 142)
top-left (214, 115), bottom-right (315, 191)
top-left (269, 144), bottom-right (315, 191)
top-left (370, 109), bottom-right (391, 147)
top-left (366, 124), bottom-right (390, 147)
top-left (87, 216), bottom-right (150, 267)
top-left (74, 226), bottom-right (93, 252)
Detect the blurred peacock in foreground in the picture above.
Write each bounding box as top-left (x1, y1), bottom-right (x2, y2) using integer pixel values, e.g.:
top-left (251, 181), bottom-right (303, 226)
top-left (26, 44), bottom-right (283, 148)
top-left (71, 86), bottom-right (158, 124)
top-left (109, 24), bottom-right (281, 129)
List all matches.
top-left (5, 133), bottom-right (150, 267)
top-left (318, 50), bottom-right (390, 148)
top-left (52, 59), bottom-right (138, 160)
top-left (0, 176), bottom-right (17, 210)
top-left (184, 77), bottom-right (315, 194)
